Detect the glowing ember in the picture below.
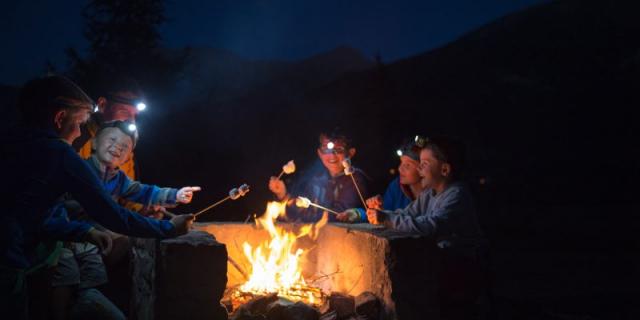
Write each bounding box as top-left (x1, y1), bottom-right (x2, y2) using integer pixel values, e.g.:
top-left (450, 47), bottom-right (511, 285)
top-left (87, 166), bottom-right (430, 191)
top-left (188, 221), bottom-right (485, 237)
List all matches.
top-left (232, 201), bottom-right (328, 306)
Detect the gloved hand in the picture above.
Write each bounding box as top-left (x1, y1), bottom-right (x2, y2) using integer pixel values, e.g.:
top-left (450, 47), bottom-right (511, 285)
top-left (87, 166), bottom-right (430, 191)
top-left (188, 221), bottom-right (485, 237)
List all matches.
top-left (336, 208), bottom-right (362, 223)
top-left (177, 186), bottom-right (201, 204)
top-left (170, 214), bottom-right (195, 236)
top-left (268, 177), bottom-right (287, 200)
top-left (365, 195), bottom-right (383, 210)
top-left (85, 228), bottom-right (113, 256)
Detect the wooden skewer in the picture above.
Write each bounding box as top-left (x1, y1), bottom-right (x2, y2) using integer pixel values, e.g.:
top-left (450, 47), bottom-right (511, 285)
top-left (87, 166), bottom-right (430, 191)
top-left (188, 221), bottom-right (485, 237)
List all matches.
top-left (228, 256), bottom-right (249, 281)
top-left (193, 195), bottom-right (231, 217)
top-left (308, 202), bottom-right (340, 215)
top-left (350, 174), bottom-right (368, 209)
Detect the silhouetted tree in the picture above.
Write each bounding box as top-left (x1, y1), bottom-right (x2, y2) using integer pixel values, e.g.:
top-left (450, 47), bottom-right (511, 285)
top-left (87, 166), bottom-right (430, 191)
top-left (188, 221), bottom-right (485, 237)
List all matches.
top-left (66, 0), bottom-right (188, 99)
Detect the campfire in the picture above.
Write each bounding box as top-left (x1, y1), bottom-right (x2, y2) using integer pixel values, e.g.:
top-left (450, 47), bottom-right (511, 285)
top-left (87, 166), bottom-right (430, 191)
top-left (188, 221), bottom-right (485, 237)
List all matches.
top-left (226, 201), bottom-right (329, 311)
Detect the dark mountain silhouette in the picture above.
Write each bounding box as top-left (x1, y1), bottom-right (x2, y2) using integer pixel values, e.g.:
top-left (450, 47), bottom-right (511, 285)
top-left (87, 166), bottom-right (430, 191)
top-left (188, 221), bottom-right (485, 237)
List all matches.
top-left (143, 0), bottom-right (640, 219)
top-left (168, 45), bottom-right (373, 106)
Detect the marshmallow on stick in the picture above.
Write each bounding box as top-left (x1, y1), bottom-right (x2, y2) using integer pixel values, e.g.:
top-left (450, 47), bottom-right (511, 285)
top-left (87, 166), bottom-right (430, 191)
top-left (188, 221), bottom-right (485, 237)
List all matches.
top-left (295, 196), bottom-right (339, 215)
top-left (194, 184), bottom-right (251, 217)
top-left (276, 160), bottom-right (296, 179)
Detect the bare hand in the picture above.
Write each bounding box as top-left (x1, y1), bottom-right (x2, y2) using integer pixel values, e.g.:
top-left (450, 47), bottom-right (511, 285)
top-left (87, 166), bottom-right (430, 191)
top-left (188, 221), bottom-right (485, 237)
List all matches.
top-left (85, 228), bottom-right (113, 256)
top-left (366, 208), bottom-right (385, 225)
top-left (268, 176), bottom-right (287, 200)
top-left (337, 209), bottom-right (360, 223)
top-left (144, 205), bottom-right (167, 220)
top-left (366, 195), bottom-right (383, 210)
top-left (170, 214), bottom-right (195, 235)
top-left (336, 211), bottom-right (350, 222)
top-left (177, 186), bottom-right (201, 204)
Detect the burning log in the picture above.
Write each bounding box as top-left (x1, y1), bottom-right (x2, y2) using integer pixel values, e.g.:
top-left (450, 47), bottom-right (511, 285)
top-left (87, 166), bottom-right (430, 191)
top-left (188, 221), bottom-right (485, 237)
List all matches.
top-left (194, 183), bottom-right (250, 218)
top-left (232, 293), bottom-right (279, 319)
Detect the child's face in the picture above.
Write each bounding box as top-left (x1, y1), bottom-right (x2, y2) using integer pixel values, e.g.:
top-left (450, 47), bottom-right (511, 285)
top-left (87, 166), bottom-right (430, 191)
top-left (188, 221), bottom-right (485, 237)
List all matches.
top-left (317, 138), bottom-right (351, 176)
top-left (95, 127), bottom-right (133, 168)
top-left (398, 155), bottom-right (421, 185)
top-left (418, 148), bottom-right (445, 189)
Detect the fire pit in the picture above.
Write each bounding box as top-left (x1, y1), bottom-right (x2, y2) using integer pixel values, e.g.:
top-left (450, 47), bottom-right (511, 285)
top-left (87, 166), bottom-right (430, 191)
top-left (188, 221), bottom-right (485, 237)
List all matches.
top-left (196, 213), bottom-right (440, 319)
top-left (129, 206), bottom-right (440, 319)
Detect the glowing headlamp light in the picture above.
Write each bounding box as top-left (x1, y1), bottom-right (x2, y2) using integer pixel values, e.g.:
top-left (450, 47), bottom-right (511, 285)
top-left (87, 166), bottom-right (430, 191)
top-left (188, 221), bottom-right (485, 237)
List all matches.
top-left (127, 123), bottom-right (137, 132)
top-left (327, 141), bottom-right (335, 150)
top-left (396, 149), bottom-right (403, 157)
top-left (136, 102), bottom-right (147, 111)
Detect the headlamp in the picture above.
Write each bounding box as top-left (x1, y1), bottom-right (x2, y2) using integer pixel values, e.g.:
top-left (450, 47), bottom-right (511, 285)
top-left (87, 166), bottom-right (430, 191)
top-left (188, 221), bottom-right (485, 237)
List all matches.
top-left (100, 120), bottom-right (139, 147)
top-left (107, 94), bottom-right (147, 112)
top-left (396, 135), bottom-right (428, 160)
top-left (327, 141), bottom-right (335, 150)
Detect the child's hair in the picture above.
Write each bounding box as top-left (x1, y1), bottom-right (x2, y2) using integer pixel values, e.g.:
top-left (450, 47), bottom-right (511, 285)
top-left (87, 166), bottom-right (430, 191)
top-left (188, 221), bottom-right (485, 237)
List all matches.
top-left (96, 120), bottom-right (139, 148)
top-left (318, 127), bottom-right (353, 149)
top-left (396, 135), bottom-right (428, 161)
top-left (18, 75), bottom-right (94, 126)
top-left (423, 136), bottom-right (466, 181)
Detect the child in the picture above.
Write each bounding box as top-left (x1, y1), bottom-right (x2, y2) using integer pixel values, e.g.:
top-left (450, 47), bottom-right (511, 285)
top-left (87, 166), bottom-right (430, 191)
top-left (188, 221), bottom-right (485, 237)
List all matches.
top-left (337, 136), bottom-right (428, 223)
top-left (268, 129), bottom-right (370, 222)
top-left (50, 120), bottom-right (201, 319)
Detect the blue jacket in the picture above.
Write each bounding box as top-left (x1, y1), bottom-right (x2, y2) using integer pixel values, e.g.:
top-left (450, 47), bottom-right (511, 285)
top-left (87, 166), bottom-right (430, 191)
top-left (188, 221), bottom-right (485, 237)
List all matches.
top-left (86, 155), bottom-right (178, 208)
top-left (353, 176), bottom-right (414, 222)
top-left (282, 161), bottom-right (370, 223)
top-left (1, 127), bottom-right (177, 269)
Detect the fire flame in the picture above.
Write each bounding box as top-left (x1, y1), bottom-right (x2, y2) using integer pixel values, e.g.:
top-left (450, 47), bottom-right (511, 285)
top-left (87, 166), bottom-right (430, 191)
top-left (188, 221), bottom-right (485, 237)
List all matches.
top-left (234, 201), bottom-right (328, 306)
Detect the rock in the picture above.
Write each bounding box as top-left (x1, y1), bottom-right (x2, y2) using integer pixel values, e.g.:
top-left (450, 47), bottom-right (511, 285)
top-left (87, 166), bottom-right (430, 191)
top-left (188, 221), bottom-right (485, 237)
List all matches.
top-left (281, 302), bottom-right (320, 320)
top-left (326, 293), bottom-right (355, 319)
top-left (155, 231), bottom-right (229, 320)
top-left (319, 310), bottom-right (338, 320)
top-left (354, 292), bottom-right (380, 319)
top-left (236, 293), bottom-right (279, 317)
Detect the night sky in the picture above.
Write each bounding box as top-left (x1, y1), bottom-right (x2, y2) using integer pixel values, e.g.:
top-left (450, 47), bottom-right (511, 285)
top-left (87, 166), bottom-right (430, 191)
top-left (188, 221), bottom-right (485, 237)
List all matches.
top-left (1, 0), bottom-right (544, 86)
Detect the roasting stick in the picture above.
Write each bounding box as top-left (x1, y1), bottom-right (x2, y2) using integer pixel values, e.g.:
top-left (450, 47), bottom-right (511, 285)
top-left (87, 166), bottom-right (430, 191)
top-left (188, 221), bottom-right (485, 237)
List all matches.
top-left (193, 184), bottom-right (250, 218)
top-left (342, 158), bottom-right (368, 209)
top-left (295, 196), bottom-right (340, 215)
top-left (228, 256), bottom-right (249, 281)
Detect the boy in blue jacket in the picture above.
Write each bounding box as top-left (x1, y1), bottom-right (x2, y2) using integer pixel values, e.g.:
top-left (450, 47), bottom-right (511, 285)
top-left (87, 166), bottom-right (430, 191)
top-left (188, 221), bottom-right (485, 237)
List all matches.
top-left (1, 76), bottom-right (193, 319)
top-left (50, 120), bottom-right (201, 320)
